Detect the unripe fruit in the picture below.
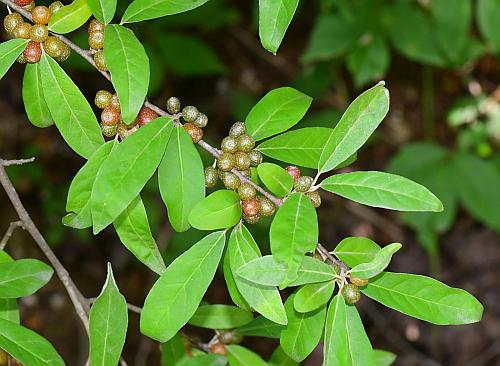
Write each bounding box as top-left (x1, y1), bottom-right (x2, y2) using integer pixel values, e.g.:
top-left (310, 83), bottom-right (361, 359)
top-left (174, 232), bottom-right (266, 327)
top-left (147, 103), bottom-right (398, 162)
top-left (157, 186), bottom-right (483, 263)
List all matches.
top-left (229, 121), bottom-right (245, 137)
top-left (234, 151), bottom-right (251, 171)
top-left (342, 284), bottom-right (361, 305)
top-left (242, 198), bottom-right (260, 217)
top-left (95, 90), bottom-right (112, 109)
top-left (243, 213), bottom-right (260, 224)
top-left (306, 191), bottom-right (321, 208)
top-left (258, 196), bottom-right (275, 217)
top-left (205, 166), bottom-right (218, 188)
top-left (221, 136), bottom-right (238, 154)
top-left (239, 169), bottom-right (251, 178)
top-left (209, 342), bottom-right (227, 356)
top-left (101, 124), bottom-right (118, 137)
top-left (4, 13), bottom-right (23, 35)
top-left (249, 150), bottom-right (263, 167)
top-left (88, 30), bottom-right (104, 50)
top-left (286, 165), bottom-right (301, 181)
top-left (217, 153), bottom-right (235, 172)
top-left (48, 1), bottom-right (64, 14)
top-left (23, 2), bottom-right (35, 11)
top-left (137, 106), bottom-right (159, 127)
top-left (222, 172), bottom-right (240, 190)
top-left (32, 6), bottom-right (51, 25)
top-left (194, 113), bottom-right (208, 128)
top-left (219, 331), bottom-right (243, 345)
top-left (101, 107), bottom-right (120, 126)
top-left (23, 41), bottom-right (42, 63)
top-left (15, 0), bottom-right (32, 6)
top-left (17, 53), bottom-right (27, 64)
top-left (350, 277), bottom-right (369, 287)
top-left (30, 24), bottom-right (48, 43)
top-left (183, 122), bottom-right (203, 143)
top-left (43, 36), bottom-right (64, 58)
top-left (94, 49), bottom-right (107, 71)
top-left (236, 134), bottom-right (255, 152)
top-left (182, 106), bottom-right (199, 122)
top-left (166, 96), bottom-right (181, 114)
top-left (117, 122), bottom-right (137, 140)
top-left (238, 183), bottom-right (256, 200)
top-left (88, 19), bottom-right (105, 33)
top-left (14, 22), bottom-right (32, 39)
top-left (294, 176), bottom-right (313, 192)
top-left (57, 45), bottom-right (71, 62)
top-left (110, 94), bottom-right (120, 110)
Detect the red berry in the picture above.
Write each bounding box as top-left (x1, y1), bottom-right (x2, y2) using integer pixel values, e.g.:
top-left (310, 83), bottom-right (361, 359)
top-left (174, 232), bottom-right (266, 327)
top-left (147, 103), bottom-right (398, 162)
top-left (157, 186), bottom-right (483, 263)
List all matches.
top-left (242, 198), bottom-right (260, 217)
top-left (101, 107), bottom-right (120, 126)
top-left (137, 106), bottom-right (159, 127)
top-left (15, 0), bottom-right (33, 6)
top-left (23, 41), bottom-right (42, 63)
top-left (32, 6), bottom-right (51, 25)
top-left (183, 122), bottom-right (203, 143)
top-left (286, 166), bottom-right (301, 181)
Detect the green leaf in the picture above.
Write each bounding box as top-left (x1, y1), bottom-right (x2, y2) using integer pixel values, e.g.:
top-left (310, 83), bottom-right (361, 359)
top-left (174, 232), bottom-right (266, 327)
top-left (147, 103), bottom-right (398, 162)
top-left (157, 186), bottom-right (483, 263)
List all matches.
top-left (258, 0), bottom-right (299, 54)
top-left (333, 237), bottom-right (381, 268)
top-left (318, 83), bottom-right (389, 173)
top-left (140, 231), bottom-right (226, 342)
top-left (0, 318), bottom-right (64, 366)
top-left (91, 118), bottom-right (173, 234)
top-left (246, 87), bottom-right (313, 141)
top-left (0, 252), bottom-right (19, 324)
top-left (23, 63), bottom-right (53, 128)
top-left (188, 304), bottom-right (253, 329)
top-left (161, 333), bottom-right (189, 366)
top-left (293, 281), bottom-right (335, 313)
top-left (280, 293), bottom-right (326, 362)
top-left (257, 163), bottom-right (293, 198)
top-left (236, 316), bottom-right (284, 339)
top-left (184, 354), bottom-right (227, 366)
top-left (373, 349), bottom-right (396, 366)
top-left (89, 264), bottom-right (128, 366)
top-left (269, 346), bottom-right (298, 366)
top-left (237, 255), bottom-right (336, 287)
top-left (189, 190), bottom-right (242, 230)
top-left (478, 0), bottom-right (500, 53)
top-left (48, 0), bottom-right (92, 34)
top-left (351, 243), bottom-right (401, 279)
top-left (226, 345), bottom-right (267, 366)
top-left (39, 54), bottom-right (104, 159)
top-left (344, 300), bottom-right (374, 365)
top-left (0, 259), bottom-right (53, 299)
top-left (257, 127), bottom-right (332, 169)
top-left (227, 225), bottom-right (288, 325)
top-left (362, 272), bottom-right (484, 325)
top-left (104, 25), bottom-right (150, 124)
top-left (0, 38), bottom-right (28, 80)
top-left (87, 0), bottom-right (116, 24)
top-left (347, 36), bottom-right (390, 88)
top-left (321, 171), bottom-right (443, 212)
top-left (270, 193), bottom-right (318, 285)
top-left (114, 196), bottom-right (166, 274)
top-left (64, 141), bottom-right (115, 229)
top-left (122, 0), bottom-right (211, 23)
top-left (223, 253), bottom-right (251, 311)
top-left (159, 126), bottom-right (205, 232)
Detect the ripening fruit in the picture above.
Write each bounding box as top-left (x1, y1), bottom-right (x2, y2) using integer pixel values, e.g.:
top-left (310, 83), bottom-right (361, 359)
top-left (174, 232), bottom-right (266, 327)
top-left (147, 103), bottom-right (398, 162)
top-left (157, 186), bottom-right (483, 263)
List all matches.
top-left (23, 41), bottom-right (42, 63)
top-left (221, 136), bottom-right (237, 154)
top-left (350, 277), bottom-right (369, 287)
top-left (229, 122), bottom-right (245, 137)
top-left (166, 96), bottom-right (181, 114)
top-left (182, 106), bottom-right (199, 122)
top-left (286, 165), bottom-right (301, 181)
top-left (234, 151), bottom-right (251, 171)
top-left (205, 166), bottom-right (218, 188)
top-left (236, 134), bottom-right (255, 153)
top-left (182, 122), bottom-right (203, 143)
top-left (17, 53), bottom-right (27, 64)
top-left (101, 107), bottom-right (120, 126)
top-left (32, 6), bottom-right (51, 25)
top-left (222, 172), bottom-right (240, 190)
top-left (48, 1), bottom-right (64, 14)
top-left (117, 122), bottom-right (136, 140)
top-left (88, 19), bottom-right (105, 33)
top-left (56, 44), bottom-right (71, 62)
top-left (249, 150), bottom-right (263, 167)
top-left (88, 30), bottom-right (104, 50)
top-left (14, 0), bottom-right (33, 6)
top-left (218, 331), bottom-right (243, 345)
top-left (258, 196), bottom-right (275, 216)
top-left (43, 36), bottom-right (64, 58)
top-left (294, 176), bottom-right (313, 192)
top-left (217, 153), bottom-right (235, 172)
top-left (342, 284), bottom-right (361, 305)
top-left (0, 349), bottom-right (8, 366)
top-left (194, 113), bottom-right (208, 128)
top-left (14, 22), bottom-right (32, 39)
top-left (243, 213), bottom-right (260, 224)
top-left (306, 191), bottom-right (321, 208)
top-left (23, 2), bottom-right (35, 11)
top-left (238, 183), bottom-right (256, 200)
top-left (110, 94), bottom-right (120, 110)
top-left (30, 24), bottom-right (48, 43)
top-left (101, 124), bottom-right (118, 138)
top-left (95, 90), bottom-right (112, 109)
top-left (3, 13), bottom-right (23, 35)
top-left (94, 50), bottom-right (107, 71)
top-left (242, 198), bottom-right (260, 217)
top-left (209, 342), bottom-right (227, 356)
top-left (137, 106), bottom-right (159, 127)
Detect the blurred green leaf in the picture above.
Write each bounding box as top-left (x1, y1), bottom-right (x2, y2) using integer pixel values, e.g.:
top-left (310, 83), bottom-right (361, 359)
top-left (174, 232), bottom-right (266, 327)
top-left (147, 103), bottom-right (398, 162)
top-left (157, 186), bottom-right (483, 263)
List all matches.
top-left (478, 0), bottom-right (500, 53)
top-left (161, 333), bottom-right (189, 366)
top-left (123, 0), bottom-right (211, 23)
top-left (373, 349), bottom-right (396, 366)
top-left (23, 63), bottom-right (53, 128)
top-left (227, 345), bottom-right (267, 366)
top-left (269, 346), bottom-right (298, 366)
top-left (48, 0), bottom-right (92, 34)
top-left (347, 36), bottom-right (390, 87)
top-left (188, 304), bottom-right (253, 329)
top-left (236, 316), bottom-right (284, 339)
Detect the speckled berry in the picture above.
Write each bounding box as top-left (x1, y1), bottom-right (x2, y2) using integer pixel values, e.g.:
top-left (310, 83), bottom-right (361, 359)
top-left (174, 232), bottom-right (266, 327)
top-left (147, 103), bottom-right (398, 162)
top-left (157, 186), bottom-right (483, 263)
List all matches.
top-left (23, 2), bottom-right (35, 11)
top-left (182, 106), bottom-right (199, 122)
top-left (342, 284), bottom-right (361, 305)
top-left (16, 53), bottom-right (27, 64)
top-left (4, 13), bottom-right (23, 35)
top-left (94, 50), bottom-right (108, 71)
top-left (117, 122), bottom-right (137, 140)
top-left (48, 1), bottom-right (64, 14)
top-left (306, 191), bottom-right (321, 208)
top-left (350, 277), bottom-right (369, 287)
top-left (183, 122), bottom-right (203, 143)
top-left (88, 19), bottom-right (105, 33)
top-left (32, 6), bottom-right (51, 25)
top-left (23, 41), bottom-right (42, 63)
top-left (249, 150), bottom-right (263, 167)
top-left (138, 106), bottom-right (159, 127)
top-left (101, 124), bottom-right (118, 137)
top-left (205, 166), bottom-right (218, 188)
top-left (294, 176), bottom-right (313, 192)
top-left (242, 198), bottom-right (260, 217)
top-left (101, 107), bottom-right (120, 126)
top-left (56, 44), bottom-right (71, 62)
top-left (209, 342), bottom-right (227, 356)
top-left (239, 169), bottom-right (251, 179)
top-left (14, 22), bottom-right (32, 39)
top-left (110, 94), bottom-right (120, 110)
top-left (258, 196), bottom-right (275, 217)
top-left (229, 122), bottom-right (245, 137)
top-left (221, 136), bottom-right (238, 154)
top-left (15, 0), bottom-right (32, 6)
top-left (43, 36), bottom-right (64, 58)
top-left (222, 172), bottom-right (240, 190)
top-left (243, 213), bottom-right (260, 224)
top-left (285, 166), bottom-right (301, 181)
top-left (166, 97), bottom-right (180, 114)
top-left (30, 24), bottom-right (48, 43)
top-left (193, 112), bottom-right (208, 128)
top-left (95, 90), bottom-right (112, 109)
top-left (235, 152), bottom-right (252, 171)
top-left (236, 134), bottom-right (255, 152)
top-left (217, 153), bottom-right (235, 172)
top-left (238, 183), bottom-right (256, 200)
top-left (88, 30), bottom-right (104, 50)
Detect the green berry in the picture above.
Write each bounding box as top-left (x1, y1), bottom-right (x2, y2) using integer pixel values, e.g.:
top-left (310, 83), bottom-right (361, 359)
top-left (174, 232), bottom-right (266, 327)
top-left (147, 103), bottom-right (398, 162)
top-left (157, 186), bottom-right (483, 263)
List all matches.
top-left (48, 1), bottom-right (64, 14)
top-left (217, 153), bottom-right (235, 172)
top-left (88, 30), bottom-right (104, 50)
top-left (236, 134), bottom-right (255, 152)
top-left (30, 24), bottom-right (48, 43)
top-left (221, 137), bottom-right (238, 154)
top-left (350, 277), bottom-right (369, 287)
top-left (95, 90), bottom-right (112, 109)
top-left (229, 122), bottom-right (246, 137)
top-left (238, 183), bottom-right (256, 200)
top-left (222, 172), bottom-right (240, 190)
top-left (205, 167), bottom-right (218, 188)
top-left (249, 150), bottom-right (263, 167)
top-left (258, 196), bottom-right (275, 217)
top-left (194, 113), bottom-right (208, 128)
top-left (88, 19), bottom-right (105, 33)
top-left (94, 50), bottom-right (108, 71)
top-left (57, 45), bottom-right (71, 61)
top-left (4, 13), bottom-right (23, 35)
top-left (14, 22), bottom-right (32, 39)
top-left (341, 284), bottom-right (361, 305)
top-left (306, 191), bottom-right (321, 208)
top-left (234, 151), bottom-right (251, 171)
top-left (243, 214), bottom-right (260, 224)
top-left (294, 176), bottom-right (313, 192)
top-left (166, 97), bottom-right (181, 114)
top-left (182, 106), bottom-right (199, 122)
top-left (101, 124), bottom-right (118, 138)
top-left (43, 36), bottom-right (64, 58)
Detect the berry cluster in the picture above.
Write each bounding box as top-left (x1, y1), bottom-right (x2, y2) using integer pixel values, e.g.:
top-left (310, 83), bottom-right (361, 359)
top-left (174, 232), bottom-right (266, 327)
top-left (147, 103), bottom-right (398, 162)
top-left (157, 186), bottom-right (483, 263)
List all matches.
top-left (285, 166), bottom-right (321, 208)
top-left (3, 0), bottom-right (70, 64)
top-left (87, 19), bottom-right (107, 72)
top-left (166, 97), bottom-right (208, 143)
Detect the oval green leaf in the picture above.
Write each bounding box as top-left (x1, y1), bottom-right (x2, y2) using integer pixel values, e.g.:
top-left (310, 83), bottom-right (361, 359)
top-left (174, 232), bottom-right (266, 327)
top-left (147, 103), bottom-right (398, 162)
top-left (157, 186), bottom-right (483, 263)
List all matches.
top-left (0, 252), bottom-right (19, 324)
top-left (236, 316), bottom-right (284, 339)
top-left (0, 259), bottom-right (53, 299)
top-left (259, 0), bottom-right (300, 54)
top-left (0, 39), bottom-right (28, 80)
top-left (257, 163), bottom-right (293, 197)
top-left (373, 349), bottom-right (397, 366)
top-left (333, 237), bottom-right (381, 268)
top-left (23, 63), bottom-right (52, 128)
top-left (88, 0), bottom-right (117, 24)
top-left (269, 346), bottom-right (299, 366)
top-left (223, 253), bottom-right (251, 311)
top-left (294, 281), bottom-right (335, 313)
top-left (122, 0), bottom-right (210, 23)
top-left (226, 345), bottom-right (267, 366)
top-left (188, 304), bottom-right (253, 329)
top-left (48, 0), bottom-right (92, 34)
top-left (350, 243), bottom-right (402, 279)
top-left (189, 190), bottom-right (242, 230)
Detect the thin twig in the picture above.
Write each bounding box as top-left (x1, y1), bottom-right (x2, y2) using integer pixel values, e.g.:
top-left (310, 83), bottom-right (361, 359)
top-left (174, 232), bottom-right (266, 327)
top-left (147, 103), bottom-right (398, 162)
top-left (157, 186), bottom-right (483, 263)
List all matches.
top-left (0, 158), bottom-right (35, 166)
top-left (88, 297), bottom-right (142, 314)
top-left (0, 221), bottom-right (24, 250)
